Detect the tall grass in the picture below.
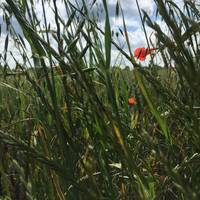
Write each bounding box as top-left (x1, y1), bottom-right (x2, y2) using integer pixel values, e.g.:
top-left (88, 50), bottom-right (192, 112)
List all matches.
top-left (0, 0), bottom-right (200, 199)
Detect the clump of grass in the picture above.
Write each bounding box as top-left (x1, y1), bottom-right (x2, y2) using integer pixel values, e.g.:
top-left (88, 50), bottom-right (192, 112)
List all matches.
top-left (0, 0), bottom-right (200, 199)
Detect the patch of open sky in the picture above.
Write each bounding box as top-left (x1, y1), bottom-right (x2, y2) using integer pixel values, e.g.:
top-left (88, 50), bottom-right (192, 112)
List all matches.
top-left (0, 16), bottom-right (23, 36)
top-left (0, 0), bottom-right (168, 68)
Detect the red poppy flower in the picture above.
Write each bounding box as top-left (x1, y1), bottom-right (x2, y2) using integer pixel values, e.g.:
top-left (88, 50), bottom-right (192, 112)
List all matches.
top-left (134, 47), bottom-right (156, 61)
top-left (128, 97), bottom-right (136, 106)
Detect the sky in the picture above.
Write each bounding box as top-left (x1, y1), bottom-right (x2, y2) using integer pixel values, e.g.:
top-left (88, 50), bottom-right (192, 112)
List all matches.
top-left (0, 0), bottom-right (184, 68)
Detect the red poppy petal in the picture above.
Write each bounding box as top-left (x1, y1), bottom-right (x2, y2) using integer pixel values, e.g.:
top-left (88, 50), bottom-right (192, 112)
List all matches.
top-left (139, 56), bottom-right (146, 61)
top-left (128, 97), bottom-right (136, 106)
top-left (134, 47), bottom-right (156, 61)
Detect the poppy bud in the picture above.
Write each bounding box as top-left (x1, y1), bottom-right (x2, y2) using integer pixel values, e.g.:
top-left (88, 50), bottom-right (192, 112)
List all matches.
top-left (159, 175), bottom-right (166, 183)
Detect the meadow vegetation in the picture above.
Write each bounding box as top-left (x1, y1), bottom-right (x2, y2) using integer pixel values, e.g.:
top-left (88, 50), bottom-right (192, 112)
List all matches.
top-left (0, 0), bottom-right (200, 199)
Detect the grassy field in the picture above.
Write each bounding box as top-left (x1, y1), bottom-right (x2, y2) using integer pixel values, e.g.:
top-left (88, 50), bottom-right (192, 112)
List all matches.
top-left (0, 0), bottom-right (200, 199)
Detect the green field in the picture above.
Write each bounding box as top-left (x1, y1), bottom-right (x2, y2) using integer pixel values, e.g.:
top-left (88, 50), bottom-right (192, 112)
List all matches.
top-left (0, 0), bottom-right (200, 199)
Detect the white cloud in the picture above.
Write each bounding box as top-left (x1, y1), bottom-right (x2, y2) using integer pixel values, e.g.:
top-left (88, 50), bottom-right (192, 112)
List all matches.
top-left (0, 32), bottom-right (33, 68)
top-left (107, 0), bottom-right (155, 17)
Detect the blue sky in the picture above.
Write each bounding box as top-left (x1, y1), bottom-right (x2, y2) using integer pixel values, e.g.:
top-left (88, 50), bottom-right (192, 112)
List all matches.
top-left (0, 0), bottom-right (184, 67)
